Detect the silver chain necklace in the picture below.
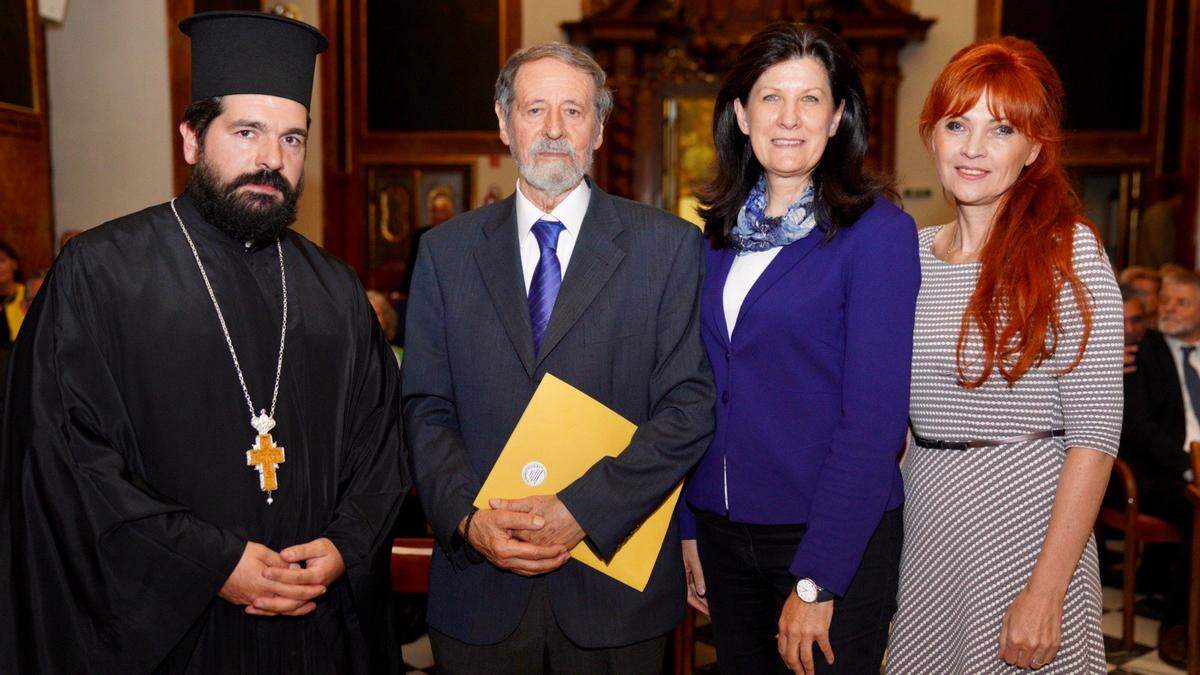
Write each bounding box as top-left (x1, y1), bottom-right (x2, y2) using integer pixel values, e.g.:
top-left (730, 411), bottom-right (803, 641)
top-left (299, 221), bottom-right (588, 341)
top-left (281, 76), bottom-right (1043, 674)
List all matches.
top-left (170, 198), bottom-right (288, 504)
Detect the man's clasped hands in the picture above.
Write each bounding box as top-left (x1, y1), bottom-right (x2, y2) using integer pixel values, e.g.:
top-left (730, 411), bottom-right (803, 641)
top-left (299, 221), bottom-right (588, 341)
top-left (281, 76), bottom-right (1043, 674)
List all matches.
top-left (219, 537), bottom-right (345, 616)
top-left (460, 495), bottom-right (586, 576)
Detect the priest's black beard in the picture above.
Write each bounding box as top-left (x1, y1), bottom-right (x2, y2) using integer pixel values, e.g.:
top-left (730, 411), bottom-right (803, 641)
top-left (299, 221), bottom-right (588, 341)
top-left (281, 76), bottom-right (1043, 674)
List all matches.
top-left (186, 158), bottom-right (302, 245)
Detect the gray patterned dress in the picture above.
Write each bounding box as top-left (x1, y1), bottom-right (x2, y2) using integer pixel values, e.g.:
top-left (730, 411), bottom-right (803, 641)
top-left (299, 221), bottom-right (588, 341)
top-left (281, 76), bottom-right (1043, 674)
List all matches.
top-left (885, 224), bottom-right (1123, 674)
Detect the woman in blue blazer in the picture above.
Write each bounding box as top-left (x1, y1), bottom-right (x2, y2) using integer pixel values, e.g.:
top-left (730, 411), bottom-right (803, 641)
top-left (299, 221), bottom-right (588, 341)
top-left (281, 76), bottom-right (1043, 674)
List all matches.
top-left (678, 23), bottom-right (919, 674)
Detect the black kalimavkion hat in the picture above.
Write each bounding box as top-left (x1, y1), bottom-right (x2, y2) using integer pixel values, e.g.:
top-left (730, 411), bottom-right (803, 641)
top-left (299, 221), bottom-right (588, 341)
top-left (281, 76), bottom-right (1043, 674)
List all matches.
top-left (179, 10), bottom-right (328, 109)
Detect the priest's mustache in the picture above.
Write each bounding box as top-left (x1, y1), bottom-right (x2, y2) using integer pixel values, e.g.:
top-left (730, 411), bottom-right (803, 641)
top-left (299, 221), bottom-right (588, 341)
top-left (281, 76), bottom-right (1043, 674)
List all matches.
top-left (227, 169), bottom-right (295, 199)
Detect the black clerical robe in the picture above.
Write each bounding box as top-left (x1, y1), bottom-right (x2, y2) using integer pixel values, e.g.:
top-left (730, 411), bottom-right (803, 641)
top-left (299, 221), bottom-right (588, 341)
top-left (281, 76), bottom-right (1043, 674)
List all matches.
top-left (0, 193), bottom-right (407, 673)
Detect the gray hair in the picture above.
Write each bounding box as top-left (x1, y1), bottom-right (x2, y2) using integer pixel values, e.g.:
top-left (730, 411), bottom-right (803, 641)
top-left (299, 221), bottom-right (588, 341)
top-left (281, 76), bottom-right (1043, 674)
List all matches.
top-left (1163, 269), bottom-right (1200, 292)
top-left (494, 42), bottom-right (613, 125)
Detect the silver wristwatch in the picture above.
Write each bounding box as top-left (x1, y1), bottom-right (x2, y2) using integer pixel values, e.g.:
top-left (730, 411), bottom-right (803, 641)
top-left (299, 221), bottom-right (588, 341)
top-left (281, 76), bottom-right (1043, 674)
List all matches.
top-left (794, 578), bottom-right (833, 603)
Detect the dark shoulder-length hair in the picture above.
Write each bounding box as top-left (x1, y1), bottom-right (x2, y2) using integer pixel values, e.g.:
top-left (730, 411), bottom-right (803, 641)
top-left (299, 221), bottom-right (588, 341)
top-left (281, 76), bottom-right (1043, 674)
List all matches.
top-left (698, 22), bottom-right (890, 246)
top-left (0, 239), bottom-right (20, 283)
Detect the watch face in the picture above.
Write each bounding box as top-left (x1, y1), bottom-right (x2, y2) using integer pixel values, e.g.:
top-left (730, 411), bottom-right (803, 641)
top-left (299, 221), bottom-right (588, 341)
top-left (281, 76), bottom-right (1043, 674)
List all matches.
top-left (795, 578), bottom-right (818, 602)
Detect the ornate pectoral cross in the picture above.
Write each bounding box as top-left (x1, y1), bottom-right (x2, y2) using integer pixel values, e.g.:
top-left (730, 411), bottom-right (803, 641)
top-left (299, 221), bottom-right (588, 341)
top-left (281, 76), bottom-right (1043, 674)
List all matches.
top-left (247, 432), bottom-right (286, 504)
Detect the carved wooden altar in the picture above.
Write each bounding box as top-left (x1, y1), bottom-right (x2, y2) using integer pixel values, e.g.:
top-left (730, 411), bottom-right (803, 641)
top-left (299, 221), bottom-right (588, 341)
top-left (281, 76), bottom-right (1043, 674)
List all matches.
top-left (564, 0), bottom-right (933, 207)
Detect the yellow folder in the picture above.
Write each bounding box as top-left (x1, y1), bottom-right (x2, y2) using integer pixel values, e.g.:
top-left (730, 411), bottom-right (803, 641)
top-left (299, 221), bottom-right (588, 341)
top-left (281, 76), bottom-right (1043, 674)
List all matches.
top-left (473, 373), bottom-right (682, 592)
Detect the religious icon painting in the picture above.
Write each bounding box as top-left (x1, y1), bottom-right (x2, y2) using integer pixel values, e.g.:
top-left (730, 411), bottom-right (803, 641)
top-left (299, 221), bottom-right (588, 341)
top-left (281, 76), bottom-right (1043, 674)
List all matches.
top-left (365, 163), bottom-right (473, 292)
top-left (0, 0), bottom-right (38, 113)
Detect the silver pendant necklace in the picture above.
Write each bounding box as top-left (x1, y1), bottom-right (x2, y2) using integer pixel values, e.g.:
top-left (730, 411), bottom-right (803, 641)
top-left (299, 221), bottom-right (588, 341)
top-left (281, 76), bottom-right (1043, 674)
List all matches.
top-left (170, 198), bottom-right (288, 504)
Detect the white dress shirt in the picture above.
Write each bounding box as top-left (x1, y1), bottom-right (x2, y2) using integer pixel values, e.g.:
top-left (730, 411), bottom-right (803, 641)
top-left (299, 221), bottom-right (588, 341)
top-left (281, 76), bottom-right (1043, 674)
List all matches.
top-left (514, 179), bottom-right (590, 293)
top-left (1163, 334), bottom-right (1199, 470)
top-left (722, 247), bottom-right (781, 339)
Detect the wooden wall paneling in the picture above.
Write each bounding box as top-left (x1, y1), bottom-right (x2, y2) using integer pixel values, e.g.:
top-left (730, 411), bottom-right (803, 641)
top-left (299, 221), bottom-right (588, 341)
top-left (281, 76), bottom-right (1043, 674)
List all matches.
top-left (0, 0), bottom-right (54, 273)
top-left (1110, 0), bottom-right (1160, 267)
top-left (565, 1), bottom-right (932, 204)
top-left (846, 40), bottom-right (903, 174)
top-left (977, 0), bottom-right (1197, 267)
top-left (631, 59), bottom-right (665, 208)
top-left (1144, 0), bottom-right (1166, 146)
top-left (606, 43), bottom-right (641, 200)
top-left (344, 0), bottom-right (368, 273)
top-left (355, 1), bottom-right (516, 155)
top-left (1062, 135), bottom-right (1157, 169)
top-left (321, 0), bottom-right (362, 271)
top-left (975, 0), bottom-right (1001, 39)
top-left (346, 0), bottom-right (371, 274)
top-left (166, 0), bottom-right (194, 196)
top-left (976, 0), bottom-right (1164, 163)
top-left (1180, 0), bottom-right (1200, 267)
top-left (322, 0), bottom-right (520, 281)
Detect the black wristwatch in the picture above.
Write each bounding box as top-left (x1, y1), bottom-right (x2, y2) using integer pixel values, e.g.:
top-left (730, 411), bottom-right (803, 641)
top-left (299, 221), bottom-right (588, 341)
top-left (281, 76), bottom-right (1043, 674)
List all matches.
top-left (460, 507), bottom-right (485, 564)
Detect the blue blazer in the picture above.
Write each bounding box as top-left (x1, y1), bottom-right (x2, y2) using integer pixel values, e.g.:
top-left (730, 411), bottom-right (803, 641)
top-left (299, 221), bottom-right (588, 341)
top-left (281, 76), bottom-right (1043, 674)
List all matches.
top-left (680, 197), bottom-right (919, 596)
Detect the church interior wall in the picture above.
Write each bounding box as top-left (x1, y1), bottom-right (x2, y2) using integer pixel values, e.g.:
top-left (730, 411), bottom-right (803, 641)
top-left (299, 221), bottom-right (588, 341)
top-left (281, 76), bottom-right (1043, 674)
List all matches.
top-left (46, 2), bottom-right (175, 242)
top-left (523, 0), bottom-right (582, 48)
top-left (894, 0), bottom-right (976, 230)
top-left (41, 0), bottom-right (1019, 256)
top-left (41, 1), bottom-right (1200, 265)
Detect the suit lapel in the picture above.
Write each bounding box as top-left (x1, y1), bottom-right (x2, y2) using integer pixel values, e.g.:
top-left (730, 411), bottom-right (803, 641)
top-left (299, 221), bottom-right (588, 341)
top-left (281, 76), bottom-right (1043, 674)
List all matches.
top-left (473, 196), bottom-right (536, 377)
top-left (704, 247), bottom-right (735, 346)
top-left (1156, 332), bottom-right (1187, 420)
top-left (733, 232), bottom-right (824, 334)
top-left (533, 186), bottom-right (625, 370)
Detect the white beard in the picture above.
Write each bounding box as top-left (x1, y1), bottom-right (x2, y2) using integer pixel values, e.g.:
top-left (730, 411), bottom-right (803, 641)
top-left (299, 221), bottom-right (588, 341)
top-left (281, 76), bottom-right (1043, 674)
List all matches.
top-left (514, 136), bottom-right (595, 198)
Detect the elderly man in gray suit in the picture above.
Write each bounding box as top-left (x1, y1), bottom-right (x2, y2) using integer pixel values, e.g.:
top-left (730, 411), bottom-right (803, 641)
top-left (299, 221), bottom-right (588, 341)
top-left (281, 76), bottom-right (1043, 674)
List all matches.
top-left (402, 42), bottom-right (715, 673)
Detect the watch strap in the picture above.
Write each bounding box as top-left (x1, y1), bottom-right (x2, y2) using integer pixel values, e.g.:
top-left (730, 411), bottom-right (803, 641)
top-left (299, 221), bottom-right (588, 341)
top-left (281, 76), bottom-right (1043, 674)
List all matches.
top-left (460, 507), bottom-right (485, 564)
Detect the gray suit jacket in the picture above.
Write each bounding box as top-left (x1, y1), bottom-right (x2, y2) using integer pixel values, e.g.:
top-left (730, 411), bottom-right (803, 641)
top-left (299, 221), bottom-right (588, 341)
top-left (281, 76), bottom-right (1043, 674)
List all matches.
top-left (402, 182), bottom-right (715, 648)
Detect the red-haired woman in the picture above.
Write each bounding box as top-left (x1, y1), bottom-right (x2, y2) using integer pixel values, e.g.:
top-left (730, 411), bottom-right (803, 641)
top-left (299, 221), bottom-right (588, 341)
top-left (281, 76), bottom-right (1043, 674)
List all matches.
top-left (885, 38), bottom-right (1122, 673)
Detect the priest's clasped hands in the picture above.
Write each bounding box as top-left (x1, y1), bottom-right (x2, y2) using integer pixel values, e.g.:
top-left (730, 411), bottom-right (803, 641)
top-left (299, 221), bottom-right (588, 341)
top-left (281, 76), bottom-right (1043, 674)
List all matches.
top-left (218, 537), bottom-right (345, 616)
top-left (460, 495), bottom-right (585, 576)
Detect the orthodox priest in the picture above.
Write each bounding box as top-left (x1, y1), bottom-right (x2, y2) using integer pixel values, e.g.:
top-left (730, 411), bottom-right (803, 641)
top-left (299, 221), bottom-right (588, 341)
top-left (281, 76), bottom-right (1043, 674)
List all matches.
top-left (0, 11), bottom-right (407, 673)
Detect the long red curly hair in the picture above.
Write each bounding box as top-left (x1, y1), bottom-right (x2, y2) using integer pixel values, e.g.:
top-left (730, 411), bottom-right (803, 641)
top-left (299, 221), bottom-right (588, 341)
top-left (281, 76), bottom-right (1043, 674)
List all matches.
top-left (920, 37), bottom-right (1098, 387)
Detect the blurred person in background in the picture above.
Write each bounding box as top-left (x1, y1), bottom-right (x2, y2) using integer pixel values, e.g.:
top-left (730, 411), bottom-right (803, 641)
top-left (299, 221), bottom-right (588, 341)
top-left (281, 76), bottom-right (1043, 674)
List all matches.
top-left (1121, 283), bottom-right (1151, 374)
top-left (0, 240), bottom-right (25, 346)
top-left (1119, 266), bottom-right (1162, 323)
top-left (1121, 270), bottom-right (1200, 667)
top-left (366, 289), bottom-right (403, 364)
top-left (21, 269), bottom-right (46, 314)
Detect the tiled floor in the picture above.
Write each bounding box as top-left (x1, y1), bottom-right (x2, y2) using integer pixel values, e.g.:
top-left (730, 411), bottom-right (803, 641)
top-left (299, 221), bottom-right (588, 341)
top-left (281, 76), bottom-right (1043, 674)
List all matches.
top-left (1100, 586), bottom-right (1185, 675)
top-left (400, 584), bottom-right (1185, 673)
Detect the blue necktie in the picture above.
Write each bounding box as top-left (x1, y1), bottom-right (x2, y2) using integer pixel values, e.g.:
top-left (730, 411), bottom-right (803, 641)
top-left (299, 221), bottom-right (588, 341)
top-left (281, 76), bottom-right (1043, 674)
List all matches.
top-left (529, 218), bottom-right (565, 355)
top-left (1182, 346), bottom-right (1200, 423)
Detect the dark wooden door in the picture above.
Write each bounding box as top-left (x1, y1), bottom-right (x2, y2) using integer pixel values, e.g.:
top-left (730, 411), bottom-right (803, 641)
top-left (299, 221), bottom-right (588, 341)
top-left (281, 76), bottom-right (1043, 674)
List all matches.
top-left (0, 0), bottom-right (53, 273)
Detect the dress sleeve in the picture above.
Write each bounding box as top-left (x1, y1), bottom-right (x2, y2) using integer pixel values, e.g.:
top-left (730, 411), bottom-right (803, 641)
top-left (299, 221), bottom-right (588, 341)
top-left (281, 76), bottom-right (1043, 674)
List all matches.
top-left (1054, 225), bottom-right (1124, 456)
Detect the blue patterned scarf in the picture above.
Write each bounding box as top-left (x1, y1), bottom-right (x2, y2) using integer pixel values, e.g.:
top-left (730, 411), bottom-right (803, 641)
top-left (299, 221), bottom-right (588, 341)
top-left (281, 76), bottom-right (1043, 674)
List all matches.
top-left (729, 177), bottom-right (818, 255)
